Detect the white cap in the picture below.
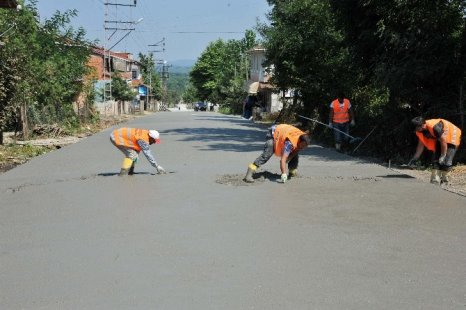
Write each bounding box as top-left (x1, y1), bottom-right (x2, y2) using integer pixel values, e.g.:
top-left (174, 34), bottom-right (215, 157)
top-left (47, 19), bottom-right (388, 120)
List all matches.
top-left (148, 130), bottom-right (160, 144)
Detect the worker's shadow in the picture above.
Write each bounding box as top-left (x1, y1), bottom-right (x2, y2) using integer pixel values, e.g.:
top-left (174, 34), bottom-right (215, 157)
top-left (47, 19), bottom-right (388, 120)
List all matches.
top-left (376, 174), bottom-right (415, 179)
top-left (253, 171), bottom-right (282, 182)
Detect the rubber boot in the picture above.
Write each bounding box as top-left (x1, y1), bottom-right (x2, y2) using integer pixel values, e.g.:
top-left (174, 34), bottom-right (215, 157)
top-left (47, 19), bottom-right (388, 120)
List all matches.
top-left (119, 158), bottom-right (133, 177)
top-left (440, 170), bottom-right (450, 185)
top-left (430, 169), bottom-right (441, 185)
top-left (335, 143), bottom-right (342, 152)
top-left (288, 169), bottom-right (297, 179)
top-left (244, 163), bottom-right (257, 183)
top-left (119, 168), bottom-right (130, 176)
top-left (129, 162), bottom-right (135, 175)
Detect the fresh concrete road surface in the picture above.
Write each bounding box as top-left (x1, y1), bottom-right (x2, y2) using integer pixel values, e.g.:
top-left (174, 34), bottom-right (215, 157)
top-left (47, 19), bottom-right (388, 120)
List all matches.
top-left (1, 112), bottom-right (465, 309)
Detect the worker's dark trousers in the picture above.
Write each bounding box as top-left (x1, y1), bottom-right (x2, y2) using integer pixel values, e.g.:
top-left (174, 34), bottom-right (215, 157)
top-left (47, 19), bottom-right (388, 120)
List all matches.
top-left (253, 136), bottom-right (299, 170)
top-left (333, 122), bottom-right (350, 144)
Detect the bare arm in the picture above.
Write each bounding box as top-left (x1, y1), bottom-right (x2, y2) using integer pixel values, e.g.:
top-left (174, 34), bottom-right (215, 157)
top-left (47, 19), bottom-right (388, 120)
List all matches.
top-left (439, 133), bottom-right (448, 157)
top-left (413, 140), bottom-right (425, 160)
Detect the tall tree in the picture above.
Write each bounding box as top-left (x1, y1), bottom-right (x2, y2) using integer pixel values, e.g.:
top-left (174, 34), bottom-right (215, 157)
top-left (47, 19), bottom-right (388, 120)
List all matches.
top-left (258, 0), bottom-right (351, 116)
top-left (138, 52), bottom-right (162, 100)
top-left (0, 0), bottom-right (91, 141)
top-left (189, 30), bottom-right (257, 110)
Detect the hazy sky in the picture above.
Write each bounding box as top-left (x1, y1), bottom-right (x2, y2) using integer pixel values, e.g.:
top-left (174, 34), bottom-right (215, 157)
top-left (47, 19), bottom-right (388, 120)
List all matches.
top-left (35, 0), bottom-right (271, 63)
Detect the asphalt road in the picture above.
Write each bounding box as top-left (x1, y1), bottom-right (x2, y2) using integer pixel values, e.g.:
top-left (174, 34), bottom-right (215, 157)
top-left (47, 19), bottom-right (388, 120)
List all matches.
top-left (1, 112), bottom-right (465, 309)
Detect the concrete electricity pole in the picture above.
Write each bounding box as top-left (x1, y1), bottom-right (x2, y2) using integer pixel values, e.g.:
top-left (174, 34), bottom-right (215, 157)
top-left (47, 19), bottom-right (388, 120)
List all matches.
top-left (148, 38), bottom-right (165, 111)
top-left (103, 0), bottom-right (141, 105)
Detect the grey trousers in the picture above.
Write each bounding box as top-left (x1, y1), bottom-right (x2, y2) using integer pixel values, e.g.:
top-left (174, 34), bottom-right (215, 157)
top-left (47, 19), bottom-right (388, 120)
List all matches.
top-left (253, 136), bottom-right (299, 170)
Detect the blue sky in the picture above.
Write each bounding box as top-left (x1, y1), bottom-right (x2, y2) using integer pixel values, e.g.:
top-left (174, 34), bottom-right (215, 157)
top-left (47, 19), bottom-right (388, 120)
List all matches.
top-left (35, 0), bottom-right (271, 63)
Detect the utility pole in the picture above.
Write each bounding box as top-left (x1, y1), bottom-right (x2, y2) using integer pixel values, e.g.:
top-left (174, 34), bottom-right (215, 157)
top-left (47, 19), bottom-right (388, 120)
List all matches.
top-left (158, 60), bottom-right (172, 109)
top-left (103, 0), bottom-right (140, 108)
top-left (148, 38), bottom-right (165, 111)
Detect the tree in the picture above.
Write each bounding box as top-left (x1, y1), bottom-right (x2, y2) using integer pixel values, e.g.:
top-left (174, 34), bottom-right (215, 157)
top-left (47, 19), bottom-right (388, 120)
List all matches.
top-left (111, 75), bottom-right (134, 114)
top-left (189, 30), bottom-right (257, 111)
top-left (138, 52), bottom-right (162, 101)
top-left (259, 0), bottom-right (466, 161)
top-left (258, 0), bottom-right (351, 114)
top-left (0, 0), bottom-right (92, 141)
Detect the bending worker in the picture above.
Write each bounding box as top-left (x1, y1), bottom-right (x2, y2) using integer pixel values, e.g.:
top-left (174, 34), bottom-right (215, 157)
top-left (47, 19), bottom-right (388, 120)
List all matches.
top-left (329, 92), bottom-right (355, 151)
top-left (244, 124), bottom-right (310, 183)
top-left (110, 127), bottom-right (166, 176)
top-left (409, 117), bottom-right (461, 184)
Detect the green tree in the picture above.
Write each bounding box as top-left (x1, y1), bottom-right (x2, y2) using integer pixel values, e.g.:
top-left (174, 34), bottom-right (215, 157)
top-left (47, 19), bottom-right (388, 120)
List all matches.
top-left (138, 52), bottom-right (162, 100)
top-left (330, 0), bottom-right (466, 159)
top-left (0, 0), bottom-right (91, 142)
top-left (258, 0), bottom-right (350, 116)
top-left (111, 74), bottom-right (134, 114)
top-left (189, 30), bottom-right (257, 111)
top-left (260, 0), bottom-right (466, 161)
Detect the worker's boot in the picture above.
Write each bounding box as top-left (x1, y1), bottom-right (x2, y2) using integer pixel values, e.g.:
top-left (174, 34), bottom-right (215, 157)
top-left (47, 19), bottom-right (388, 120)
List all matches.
top-left (430, 169), bottom-right (441, 185)
top-left (335, 143), bottom-right (342, 152)
top-left (119, 158), bottom-right (133, 177)
top-left (244, 163), bottom-right (257, 183)
top-left (128, 162), bottom-right (135, 175)
top-left (288, 169), bottom-right (297, 179)
top-left (440, 170), bottom-right (450, 185)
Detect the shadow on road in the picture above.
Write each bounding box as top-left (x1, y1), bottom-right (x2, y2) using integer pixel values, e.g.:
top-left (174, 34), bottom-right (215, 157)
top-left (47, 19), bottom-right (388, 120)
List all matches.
top-left (376, 174), bottom-right (415, 179)
top-left (162, 126), bottom-right (268, 153)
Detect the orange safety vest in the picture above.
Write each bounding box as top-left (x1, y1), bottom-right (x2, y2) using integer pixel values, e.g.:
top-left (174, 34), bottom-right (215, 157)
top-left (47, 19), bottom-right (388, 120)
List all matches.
top-left (415, 119), bottom-right (462, 151)
top-left (331, 98), bottom-right (350, 123)
top-left (273, 124), bottom-right (305, 157)
top-left (111, 128), bottom-right (151, 152)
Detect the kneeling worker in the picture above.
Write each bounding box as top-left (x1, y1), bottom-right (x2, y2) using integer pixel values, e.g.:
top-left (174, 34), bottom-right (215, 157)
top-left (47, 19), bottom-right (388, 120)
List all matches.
top-left (244, 124), bottom-right (310, 183)
top-left (110, 127), bottom-right (166, 176)
top-left (409, 117), bottom-right (461, 184)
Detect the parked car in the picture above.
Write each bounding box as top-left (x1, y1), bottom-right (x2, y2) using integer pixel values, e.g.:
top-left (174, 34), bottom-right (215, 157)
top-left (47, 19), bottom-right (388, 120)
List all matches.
top-left (194, 102), bottom-right (207, 111)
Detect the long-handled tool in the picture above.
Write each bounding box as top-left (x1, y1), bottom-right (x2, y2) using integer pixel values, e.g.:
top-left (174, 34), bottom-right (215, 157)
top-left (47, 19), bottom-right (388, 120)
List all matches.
top-left (297, 114), bottom-right (362, 143)
top-left (351, 125), bottom-right (377, 154)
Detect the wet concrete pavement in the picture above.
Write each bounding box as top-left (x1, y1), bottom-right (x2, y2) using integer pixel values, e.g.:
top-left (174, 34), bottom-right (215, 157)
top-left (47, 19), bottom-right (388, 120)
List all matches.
top-left (1, 112), bottom-right (465, 309)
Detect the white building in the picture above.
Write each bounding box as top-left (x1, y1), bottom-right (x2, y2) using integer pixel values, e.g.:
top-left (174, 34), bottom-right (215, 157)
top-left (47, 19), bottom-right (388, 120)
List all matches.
top-left (247, 46), bottom-right (290, 113)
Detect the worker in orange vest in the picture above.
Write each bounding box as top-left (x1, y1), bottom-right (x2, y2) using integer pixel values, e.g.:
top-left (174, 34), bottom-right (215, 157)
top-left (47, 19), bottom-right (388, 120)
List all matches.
top-left (329, 92), bottom-right (355, 152)
top-left (244, 124), bottom-right (310, 183)
top-left (408, 117), bottom-right (462, 184)
top-left (110, 127), bottom-right (166, 176)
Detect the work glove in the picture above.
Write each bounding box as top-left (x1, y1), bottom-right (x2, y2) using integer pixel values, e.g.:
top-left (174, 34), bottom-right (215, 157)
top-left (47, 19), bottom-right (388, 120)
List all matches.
top-left (439, 155), bottom-right (446, 165)
top-left (328, 122), bottom-right (333, 129)
top-left (350, 120), bottom-right (356, 127)
top-left (280, 173), bottom-right (288, 183)
top-left (156, 165), bottom-right (166, 174)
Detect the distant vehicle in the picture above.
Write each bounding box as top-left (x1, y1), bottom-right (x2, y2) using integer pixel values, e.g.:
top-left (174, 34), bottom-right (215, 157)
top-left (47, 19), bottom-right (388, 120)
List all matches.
top-left (194, 102), bottom-right (207, 111)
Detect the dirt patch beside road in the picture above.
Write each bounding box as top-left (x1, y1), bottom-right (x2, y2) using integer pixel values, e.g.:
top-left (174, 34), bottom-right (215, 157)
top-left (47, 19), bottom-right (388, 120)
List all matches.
top-left (388, 164), bottom-right (466, 197)
top-left (0, 114), bottom-right (140, 174)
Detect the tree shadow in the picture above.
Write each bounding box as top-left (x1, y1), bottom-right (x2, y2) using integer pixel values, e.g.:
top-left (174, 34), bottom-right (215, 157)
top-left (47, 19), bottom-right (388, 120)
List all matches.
top-left (162, 126), bottom-right (269, 153)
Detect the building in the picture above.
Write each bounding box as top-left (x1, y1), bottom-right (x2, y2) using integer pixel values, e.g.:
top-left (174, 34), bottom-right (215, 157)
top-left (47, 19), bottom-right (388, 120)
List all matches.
top-left (86, 46), bottom-right (147, 114)
top-left (247, 46), bottom-right (284, 113)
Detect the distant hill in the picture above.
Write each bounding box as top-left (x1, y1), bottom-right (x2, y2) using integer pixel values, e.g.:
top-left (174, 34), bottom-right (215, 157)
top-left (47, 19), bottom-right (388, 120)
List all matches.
top-left (170, 66), bottom-right (192, 75)
top-left (169, 59), bottom-right (196, 67)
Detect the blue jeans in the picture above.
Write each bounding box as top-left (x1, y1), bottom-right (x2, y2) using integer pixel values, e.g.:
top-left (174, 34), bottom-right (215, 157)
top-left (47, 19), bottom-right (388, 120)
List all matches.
top-left (333, 122), bottom-right (350, 144)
